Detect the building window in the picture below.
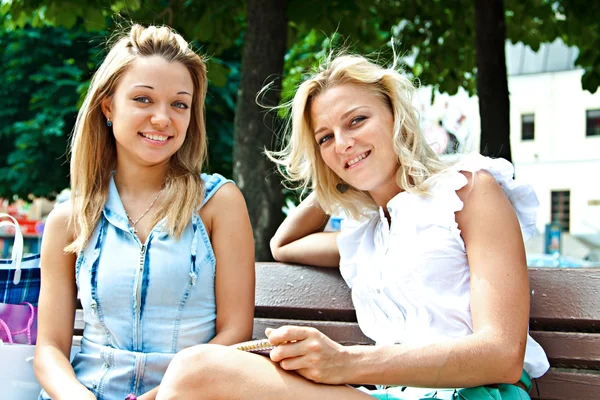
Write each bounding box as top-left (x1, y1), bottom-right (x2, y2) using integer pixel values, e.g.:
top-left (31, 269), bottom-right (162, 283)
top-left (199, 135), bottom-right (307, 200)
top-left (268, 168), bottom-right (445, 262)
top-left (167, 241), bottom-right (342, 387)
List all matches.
top-left (586, 109), bottom-right (600, 137)
top-left (521, 114), bottom-right (535, 141)
top-left (551, 190), bottom-right (570, 232)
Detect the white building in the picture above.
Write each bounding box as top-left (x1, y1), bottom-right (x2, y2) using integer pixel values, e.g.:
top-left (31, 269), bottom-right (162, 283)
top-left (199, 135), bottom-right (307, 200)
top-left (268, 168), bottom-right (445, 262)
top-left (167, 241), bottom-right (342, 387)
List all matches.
top-left (418, 39), bottom-right (600, 256)
top-left (507, 40), bottom-right (600, 250)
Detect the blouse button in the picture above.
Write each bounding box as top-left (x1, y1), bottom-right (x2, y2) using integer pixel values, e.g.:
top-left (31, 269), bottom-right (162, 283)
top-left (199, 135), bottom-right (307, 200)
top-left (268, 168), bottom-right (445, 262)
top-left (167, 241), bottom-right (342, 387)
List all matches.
top-left (376, 288), bottom-right (381, 294)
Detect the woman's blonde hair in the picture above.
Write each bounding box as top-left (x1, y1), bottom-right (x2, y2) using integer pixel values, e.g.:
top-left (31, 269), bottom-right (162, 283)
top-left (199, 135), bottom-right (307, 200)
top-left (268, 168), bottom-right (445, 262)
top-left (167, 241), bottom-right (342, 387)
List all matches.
top-left (66, 24), bottom-right (208, 253)
top-left (268, 53), bottom-right (449, 220)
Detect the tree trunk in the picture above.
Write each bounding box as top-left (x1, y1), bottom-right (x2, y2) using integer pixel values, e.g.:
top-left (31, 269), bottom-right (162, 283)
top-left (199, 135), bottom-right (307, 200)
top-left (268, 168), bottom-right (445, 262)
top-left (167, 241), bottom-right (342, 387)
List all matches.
top-left (474, 0), bottom-right (511, 162)
top-left (233, 0), bottom-right (287, 261)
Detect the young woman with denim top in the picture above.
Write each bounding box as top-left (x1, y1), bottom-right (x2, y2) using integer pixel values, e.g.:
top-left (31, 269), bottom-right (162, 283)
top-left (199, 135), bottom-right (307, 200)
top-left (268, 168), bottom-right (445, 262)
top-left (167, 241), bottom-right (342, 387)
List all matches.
top-left (154, 53), bottom-right (549, 400)
top-left (34, 24), bottom-right (255, 400)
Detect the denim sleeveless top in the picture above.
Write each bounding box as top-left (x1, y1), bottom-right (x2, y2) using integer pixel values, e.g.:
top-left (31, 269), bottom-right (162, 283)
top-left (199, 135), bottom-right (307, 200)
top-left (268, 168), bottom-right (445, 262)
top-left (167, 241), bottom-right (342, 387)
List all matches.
top-left (40, 173), bottom-right (233, 400)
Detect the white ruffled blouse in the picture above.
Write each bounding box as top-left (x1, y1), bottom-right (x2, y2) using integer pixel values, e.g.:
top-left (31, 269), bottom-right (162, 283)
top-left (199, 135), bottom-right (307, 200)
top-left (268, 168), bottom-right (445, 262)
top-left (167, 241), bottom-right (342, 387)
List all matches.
top-left (336, 154), bottom-right (550, 378)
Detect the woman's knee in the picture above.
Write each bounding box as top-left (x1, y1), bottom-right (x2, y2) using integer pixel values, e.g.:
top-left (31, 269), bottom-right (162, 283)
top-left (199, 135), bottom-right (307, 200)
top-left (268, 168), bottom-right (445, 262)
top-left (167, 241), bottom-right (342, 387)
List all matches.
top-left (157, 344), bottom-right (242, 400)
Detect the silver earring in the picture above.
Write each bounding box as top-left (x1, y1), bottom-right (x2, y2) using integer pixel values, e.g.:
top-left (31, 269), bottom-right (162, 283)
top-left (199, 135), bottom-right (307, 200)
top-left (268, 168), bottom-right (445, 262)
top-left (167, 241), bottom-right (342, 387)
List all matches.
top-left (107, 119), bottom-right (112, 127)
top-left (336, 183), bottom-right (349, 194)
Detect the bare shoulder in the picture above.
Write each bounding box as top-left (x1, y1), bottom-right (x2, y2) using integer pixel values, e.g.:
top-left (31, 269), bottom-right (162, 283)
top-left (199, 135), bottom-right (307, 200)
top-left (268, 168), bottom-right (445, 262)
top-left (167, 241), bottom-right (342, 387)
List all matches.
top-left (44, 200), bottom-right (75, 241)
top-left (201, 182), bottom-right (250, 230)
top-left (455, 169), bottom-right (518, 236)
top-left (48, 200), bottom-right (73, 220)
top-left (455, 169), bottom-right (503, 206)
top-left (203, 182), bottom-right (247, 214)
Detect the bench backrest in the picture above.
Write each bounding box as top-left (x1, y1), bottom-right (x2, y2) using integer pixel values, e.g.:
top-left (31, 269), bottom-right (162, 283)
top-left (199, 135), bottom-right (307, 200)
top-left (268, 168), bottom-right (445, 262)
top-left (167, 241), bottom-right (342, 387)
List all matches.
top-left (255, 263), bottom-right (600, 400)
top-left (74, 263), bottom-right (600, 399)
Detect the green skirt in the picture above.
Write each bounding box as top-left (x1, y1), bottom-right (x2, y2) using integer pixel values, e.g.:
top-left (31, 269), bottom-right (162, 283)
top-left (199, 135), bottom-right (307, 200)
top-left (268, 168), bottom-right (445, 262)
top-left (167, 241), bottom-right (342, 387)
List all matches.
top-left (358, 371), bottom-right (531, 400)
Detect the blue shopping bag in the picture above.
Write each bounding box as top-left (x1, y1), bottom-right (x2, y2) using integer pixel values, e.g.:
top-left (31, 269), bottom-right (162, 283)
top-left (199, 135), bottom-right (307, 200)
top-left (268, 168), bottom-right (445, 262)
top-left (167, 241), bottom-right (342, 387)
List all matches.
top-left (0, 214), bottom-right (41, 306)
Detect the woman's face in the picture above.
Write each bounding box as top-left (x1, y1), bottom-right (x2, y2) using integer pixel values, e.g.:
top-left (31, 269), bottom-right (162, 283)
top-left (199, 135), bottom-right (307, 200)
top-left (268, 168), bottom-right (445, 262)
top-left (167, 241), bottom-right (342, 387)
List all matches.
top-left (310, 83), bottom-right (402, 205)
top-left (102, 55), bottom-right (194, 168)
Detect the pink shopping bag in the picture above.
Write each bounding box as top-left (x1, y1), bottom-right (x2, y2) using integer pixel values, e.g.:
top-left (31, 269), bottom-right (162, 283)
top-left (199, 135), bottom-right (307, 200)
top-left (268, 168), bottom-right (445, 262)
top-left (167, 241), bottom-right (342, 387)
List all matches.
top-left (0, 302), bottom-right (37, 345)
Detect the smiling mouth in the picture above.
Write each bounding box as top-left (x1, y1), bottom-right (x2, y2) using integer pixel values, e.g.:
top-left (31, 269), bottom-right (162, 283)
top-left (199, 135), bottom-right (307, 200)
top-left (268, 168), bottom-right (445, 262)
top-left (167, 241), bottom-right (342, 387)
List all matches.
top-left (139, 132), bottom-right (172, 142)
top-left (345, 151), bottom-right (371, 168)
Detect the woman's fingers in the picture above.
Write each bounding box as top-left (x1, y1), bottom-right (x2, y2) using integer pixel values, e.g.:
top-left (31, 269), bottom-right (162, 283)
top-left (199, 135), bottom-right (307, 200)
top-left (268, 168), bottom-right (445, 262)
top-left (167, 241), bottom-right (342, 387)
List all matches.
top-left (267, 325), bottom-right (317, 345)
top-left (270, 338), bottom-right (310, 362)
top-left (264, 325), bottom-right (347, 385)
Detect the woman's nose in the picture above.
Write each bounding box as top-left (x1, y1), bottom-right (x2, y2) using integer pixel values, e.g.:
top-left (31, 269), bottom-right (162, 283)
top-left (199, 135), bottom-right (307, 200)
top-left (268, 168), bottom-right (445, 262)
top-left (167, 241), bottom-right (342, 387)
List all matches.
top-left (150, 105), bottom-right (171, 128)
top-left (335, 132), bottom-right (354, 154)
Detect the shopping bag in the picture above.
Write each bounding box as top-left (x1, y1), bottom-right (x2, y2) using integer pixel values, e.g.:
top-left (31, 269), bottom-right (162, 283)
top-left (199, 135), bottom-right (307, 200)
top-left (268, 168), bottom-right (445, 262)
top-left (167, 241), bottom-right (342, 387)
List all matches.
top-left (0, 301), bottom-right (37, 345)
top-left (0, 213), bottom-right (41, 305)
top-left (0, 342), bottom-right (42, 399)
top-left (0, 300), bottom-right (77, 399)
top-left (0, 343), bottom-right (82, 400)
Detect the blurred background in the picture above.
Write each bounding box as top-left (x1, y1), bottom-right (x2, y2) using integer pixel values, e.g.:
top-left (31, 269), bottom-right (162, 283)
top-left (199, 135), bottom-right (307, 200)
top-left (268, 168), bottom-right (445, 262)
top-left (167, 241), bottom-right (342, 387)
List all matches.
top-left (0, 0), bottom-right (598, 265)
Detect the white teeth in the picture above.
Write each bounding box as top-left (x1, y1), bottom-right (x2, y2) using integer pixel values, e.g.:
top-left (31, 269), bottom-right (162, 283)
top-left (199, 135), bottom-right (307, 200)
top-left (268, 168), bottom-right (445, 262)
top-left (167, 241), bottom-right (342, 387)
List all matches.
top-left (142, 133), bottom-right (169, 141)
top-left (347, 152), bottom-right (369, 167)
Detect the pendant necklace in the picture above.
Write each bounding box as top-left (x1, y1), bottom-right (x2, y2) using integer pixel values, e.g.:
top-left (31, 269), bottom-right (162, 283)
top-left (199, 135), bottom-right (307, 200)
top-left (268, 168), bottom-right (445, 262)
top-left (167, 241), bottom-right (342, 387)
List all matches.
top-left (126, 190), bottom-right (162, 234)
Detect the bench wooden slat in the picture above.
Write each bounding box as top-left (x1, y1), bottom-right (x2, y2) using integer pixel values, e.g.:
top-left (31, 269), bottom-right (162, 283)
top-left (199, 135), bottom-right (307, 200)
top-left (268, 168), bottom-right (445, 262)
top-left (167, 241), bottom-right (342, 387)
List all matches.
top-left (531, 369), bottom-right (600, 400)
top-left (529, 268), bottom-right (600, 331)
top-left (256, 264), bottom-right (600, 330)
top-left (253, 317), bottom-right (372, 345)
top-left (530, 331), bottom-right (600, 369)
top-left (255, 262), bottom-right (356, 321)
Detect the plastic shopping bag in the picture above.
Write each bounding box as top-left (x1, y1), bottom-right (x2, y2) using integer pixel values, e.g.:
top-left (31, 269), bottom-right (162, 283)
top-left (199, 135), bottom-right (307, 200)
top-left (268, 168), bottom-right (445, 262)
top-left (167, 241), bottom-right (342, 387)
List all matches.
top-left (0, 342), bottom-right (41, 399)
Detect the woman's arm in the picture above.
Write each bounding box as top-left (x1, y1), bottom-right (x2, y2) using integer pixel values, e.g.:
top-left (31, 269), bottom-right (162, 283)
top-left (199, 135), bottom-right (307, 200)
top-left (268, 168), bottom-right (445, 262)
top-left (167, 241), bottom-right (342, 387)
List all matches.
top-left (34, 202), bottom-right (96, 399)
top-left (270, 192), bottom-right (340, 267)
top-left (268, 171), bottom-right (528, 388)
top-left (205, 183), bottom-right (255, 345)
top-left (141, 184), bottom-right (256, 400)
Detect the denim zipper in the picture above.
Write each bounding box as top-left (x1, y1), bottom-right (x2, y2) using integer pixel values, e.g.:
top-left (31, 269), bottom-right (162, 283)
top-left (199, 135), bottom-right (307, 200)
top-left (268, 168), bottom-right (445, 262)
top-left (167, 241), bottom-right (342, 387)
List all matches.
top-left (134, 243), bottom-right (147, 351)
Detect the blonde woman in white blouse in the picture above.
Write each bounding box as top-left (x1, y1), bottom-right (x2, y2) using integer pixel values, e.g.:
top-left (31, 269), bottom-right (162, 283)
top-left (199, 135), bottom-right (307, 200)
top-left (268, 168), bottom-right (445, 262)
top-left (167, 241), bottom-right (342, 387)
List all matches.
top-left (155, 54), bottom-right (549, 400)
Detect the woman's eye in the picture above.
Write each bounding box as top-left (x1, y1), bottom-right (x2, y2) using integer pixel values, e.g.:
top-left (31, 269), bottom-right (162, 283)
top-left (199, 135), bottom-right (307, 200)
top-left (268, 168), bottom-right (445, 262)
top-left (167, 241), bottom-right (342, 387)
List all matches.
top-left (173, 102), bottom-right (189, 110)
top-left (350, 116), bottom-right (366, 125)
top-left (318, 134), bottom-right (333, 145)
top-left (134, 96), bottom-right (151, 104)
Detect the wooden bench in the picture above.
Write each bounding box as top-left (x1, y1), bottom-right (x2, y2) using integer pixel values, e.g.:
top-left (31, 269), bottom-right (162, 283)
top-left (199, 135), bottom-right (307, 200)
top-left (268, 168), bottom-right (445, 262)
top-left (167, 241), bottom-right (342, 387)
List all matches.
top-left (73, 263), bottom-right (600, 399)
top-left (253, 263), bottom-right (600, 400)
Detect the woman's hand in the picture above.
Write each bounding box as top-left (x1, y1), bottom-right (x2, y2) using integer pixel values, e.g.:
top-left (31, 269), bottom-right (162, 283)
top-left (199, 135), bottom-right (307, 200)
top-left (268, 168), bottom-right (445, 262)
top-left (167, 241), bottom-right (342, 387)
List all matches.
top-left (266, 326), bottom-right (349, 385)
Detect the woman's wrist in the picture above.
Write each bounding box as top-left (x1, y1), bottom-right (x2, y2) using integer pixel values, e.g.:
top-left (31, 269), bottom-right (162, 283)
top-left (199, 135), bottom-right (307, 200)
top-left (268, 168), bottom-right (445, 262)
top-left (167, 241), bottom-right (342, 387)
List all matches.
top-left (342, 345), bottom-right (378, 385)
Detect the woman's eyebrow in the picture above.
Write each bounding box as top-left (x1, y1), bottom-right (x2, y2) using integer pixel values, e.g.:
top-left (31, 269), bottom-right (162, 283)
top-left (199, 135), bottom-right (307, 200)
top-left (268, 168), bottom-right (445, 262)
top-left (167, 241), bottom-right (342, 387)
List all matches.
top-left (133, 84), bottom-right (192, 97)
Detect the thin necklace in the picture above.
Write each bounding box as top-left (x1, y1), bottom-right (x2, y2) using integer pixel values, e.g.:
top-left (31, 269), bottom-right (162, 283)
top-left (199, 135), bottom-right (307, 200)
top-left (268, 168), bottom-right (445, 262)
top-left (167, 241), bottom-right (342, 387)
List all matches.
top-left (126, 190), bottom-right (162, 234)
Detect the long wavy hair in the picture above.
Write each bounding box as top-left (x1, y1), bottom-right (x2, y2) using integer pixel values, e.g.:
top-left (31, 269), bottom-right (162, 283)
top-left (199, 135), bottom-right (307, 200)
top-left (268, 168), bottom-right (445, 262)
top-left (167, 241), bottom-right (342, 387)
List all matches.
top-left (66, 24), bottom-right (208, 253)
top-left (267, 53), bottom-right (450, 220)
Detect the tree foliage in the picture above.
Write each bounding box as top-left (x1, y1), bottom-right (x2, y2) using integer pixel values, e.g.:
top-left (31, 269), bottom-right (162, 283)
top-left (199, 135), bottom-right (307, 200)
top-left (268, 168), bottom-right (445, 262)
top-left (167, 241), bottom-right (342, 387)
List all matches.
top-left (2, 0), bottom-right (599, 215)
top-left (3, 1), bottom-right (598, 94)
top-left (555, 1), bottom-right (600, 93)
top-left (0, 24), bottom-right (103, 199)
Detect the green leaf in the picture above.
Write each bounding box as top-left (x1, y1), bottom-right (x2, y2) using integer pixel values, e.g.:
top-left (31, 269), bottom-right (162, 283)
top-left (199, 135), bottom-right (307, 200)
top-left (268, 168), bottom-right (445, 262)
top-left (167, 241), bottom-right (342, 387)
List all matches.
top-left (207, 59), bottom-right (230, 88)
top-left (194, 11), bottom-right (213, 42)
top-left (582, 70), bottom-right (600, 94)
top-left (84, 7), bottom-right (107, 31)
